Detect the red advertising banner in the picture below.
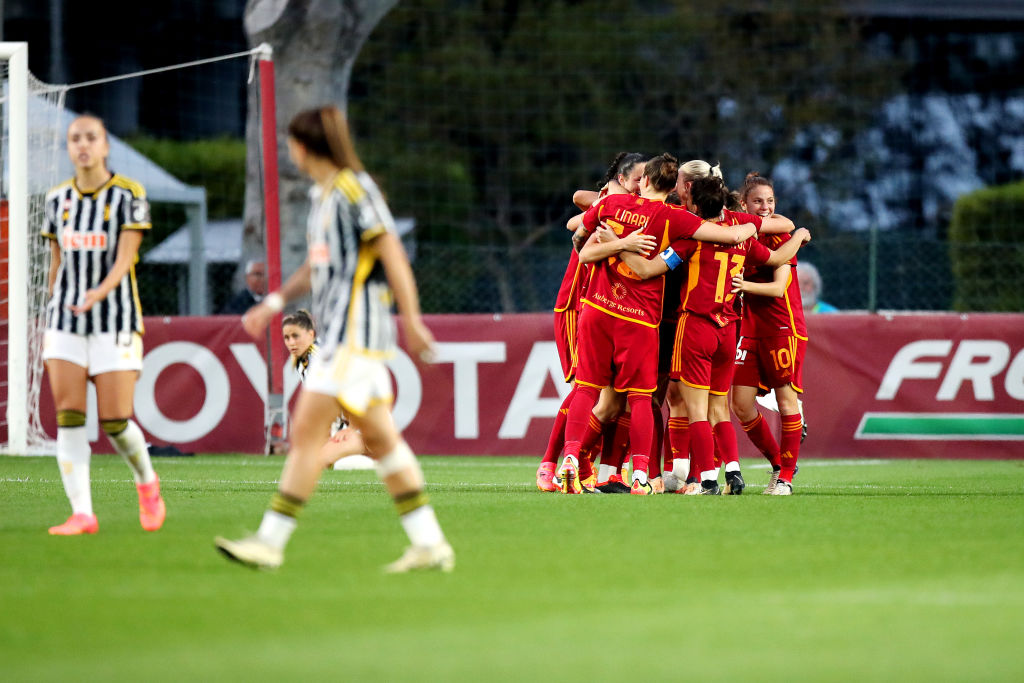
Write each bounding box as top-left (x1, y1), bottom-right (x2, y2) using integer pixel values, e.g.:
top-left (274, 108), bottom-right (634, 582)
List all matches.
top-left (36, 312), bottom-right (1024, 458)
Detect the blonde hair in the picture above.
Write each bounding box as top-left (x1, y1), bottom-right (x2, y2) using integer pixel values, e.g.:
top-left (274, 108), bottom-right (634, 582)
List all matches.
top-left (679, 160), bottom-right (723, 183)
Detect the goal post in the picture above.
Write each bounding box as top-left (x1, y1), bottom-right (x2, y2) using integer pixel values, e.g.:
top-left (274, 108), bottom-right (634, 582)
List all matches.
top-left (2, 42), bottom-right (31, 455)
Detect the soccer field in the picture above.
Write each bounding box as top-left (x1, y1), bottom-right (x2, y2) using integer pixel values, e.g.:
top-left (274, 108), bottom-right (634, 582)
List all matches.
top-left (2, 455), bottom-right (1023, 682)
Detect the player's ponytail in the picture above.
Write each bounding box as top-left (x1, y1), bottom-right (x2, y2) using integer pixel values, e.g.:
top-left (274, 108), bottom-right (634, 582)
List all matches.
top-left (287, 105), bottom-right (365, 172)
top-left (679, 159), bottom-right (723, 183)
top-left (740, 171), bottom-right (774, 204)
top-left (689, 176), bottom-right (729, 219)
top-left (643, 152), bottom-right (679, 193)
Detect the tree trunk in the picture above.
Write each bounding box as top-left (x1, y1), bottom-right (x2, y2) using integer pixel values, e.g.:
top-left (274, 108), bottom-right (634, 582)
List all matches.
top-left (242, 0), bottom-right (398, 283)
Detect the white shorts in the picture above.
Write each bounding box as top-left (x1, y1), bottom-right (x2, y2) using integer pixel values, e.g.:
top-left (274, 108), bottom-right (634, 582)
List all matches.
top-left (304, 348), bottom-right (394, 417)
top-left (42, 329), bottom-right (144, 376)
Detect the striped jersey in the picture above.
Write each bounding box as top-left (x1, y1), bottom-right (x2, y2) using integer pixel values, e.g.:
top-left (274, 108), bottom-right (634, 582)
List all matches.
top-left (41, 173), bottom-right (150, 335)
top-left (306, 169), bottom-right (397, 358)
top-left (292, 341), bottom-right (320, 382)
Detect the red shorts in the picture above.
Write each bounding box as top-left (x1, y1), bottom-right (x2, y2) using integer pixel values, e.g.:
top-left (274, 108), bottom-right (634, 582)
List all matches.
top-left (575, 305), bottom-right (658, 393)
top-left (554, 308), bottom-right (579, 382)
top-left (733, 335), bottom-right (806, 393)
top-left (670, 313), bottom-right (737, 395)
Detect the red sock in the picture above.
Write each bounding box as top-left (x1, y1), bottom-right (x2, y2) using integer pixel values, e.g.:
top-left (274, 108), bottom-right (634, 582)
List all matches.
top-left (607, 414), bottom-right (630, 472)
top-left (578, 413), bottom-right (603, 479)
top-left (650, 406), bottom-right (664, 478)
top-left (713, 420), bottom-right (739, 468)
top-left (667, 416), bottom-right (690, 472)
top-left (689, 420), bottom-right (714, 480)
top-left (542, 386), bottom-right (577, 464)
top-left (741, 412), bottom-right (781, 468)
top-left (779, 413), bottom-right (802, 482)
top-left (627, 393), bottom-right (653, 475)
top-left (563, 385), bottom-right (600, 460)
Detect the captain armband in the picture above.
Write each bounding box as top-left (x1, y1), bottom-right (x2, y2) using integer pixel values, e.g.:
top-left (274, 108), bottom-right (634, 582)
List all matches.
top-left (659, 247), bottom-right (684, 271)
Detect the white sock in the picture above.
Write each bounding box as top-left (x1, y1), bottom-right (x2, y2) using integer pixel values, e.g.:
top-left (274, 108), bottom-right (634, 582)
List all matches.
top-left (725, 461), bottom-right (741, 473)
top-left (632, 469), bottom-right (648, 485)
top-left (672, 458), bottom-right (689, 479)
top-left (712, 467), bottom-right (721, 480)
top-left (257, 510), bottom-right (297, 551)
top-left (400, 504), bottom-right (445, 548)
top-left (701, 470), bottom-right (717, 483)
top-left (56, 426), bottom-right (93, 516)
top-left (598, 464), bottom-right (615, 481)
top-left (107, 419), bottom-right (156, 485)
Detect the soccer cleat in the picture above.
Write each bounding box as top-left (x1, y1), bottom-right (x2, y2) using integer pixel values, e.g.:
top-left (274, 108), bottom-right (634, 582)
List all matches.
top-left (650, 476), bottom-right (665, 494)
top-left (763, 469), bottom-right (780, 495)
top-left (801, 420), bottom-right (808, 443)
top-left (136, 476), bottom-right (166, 531)
top-left (724, 471), bottom-right (745, 495)
top-left (580, 473), bottom-right (598, 493)
top-left (384, 542), bottom-right (456, 574)
top-left (535, 462), bottom-right (559, 492)
top-left (215, 534), bottom-right (284, 570)
top-left (630, 478), bottom-right (653, 496)
top-left (48, 513), bottom-right (99, 535)
top-left (558, 457), bottom-right (582, 495)
top-left (596, 474), bottom-right (631, 494)
top-left (677, 481), bottom-right (702, 495)
top-left (693, 481), bottom-right (721, 495)
top-left (771, 481), bottom-right (793, 496)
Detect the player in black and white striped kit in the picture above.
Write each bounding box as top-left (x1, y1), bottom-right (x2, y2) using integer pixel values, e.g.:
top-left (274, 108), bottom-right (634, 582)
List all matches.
top-left (41, 115), bottom-right (165, 536)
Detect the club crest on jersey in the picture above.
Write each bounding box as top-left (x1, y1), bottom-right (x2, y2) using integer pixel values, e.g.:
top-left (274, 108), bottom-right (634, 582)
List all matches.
top-left (62, 229), bottom-right (107, 250)
top-left (611, 282), bottom-right (628, 300)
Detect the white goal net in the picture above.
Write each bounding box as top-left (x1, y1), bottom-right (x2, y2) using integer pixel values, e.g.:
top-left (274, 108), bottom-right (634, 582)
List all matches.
top-left (1, 43), bottom-right (67, 454)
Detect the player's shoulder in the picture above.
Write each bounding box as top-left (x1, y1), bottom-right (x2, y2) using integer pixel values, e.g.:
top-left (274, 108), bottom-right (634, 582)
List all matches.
top-left (110, 174), bottom-right (147, 199)
top-left (332, 168), bottom-right (369, 203)
top-left (45, 179), bottom-right (74, 199)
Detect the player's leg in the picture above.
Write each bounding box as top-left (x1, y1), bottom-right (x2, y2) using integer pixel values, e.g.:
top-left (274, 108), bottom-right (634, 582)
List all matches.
top-left (350, 403), bottom-right (454, 572)
top-left (680, 383), bottom-right (718, 495)
top-left (625, 391), bottom-right (655, 494)
top-left (45, 355), bottom-right (97, 535)
top-left (536, 383), bottom-right (575, 491)
top-left (320, 427), bottom-right (368, 468)
top-left (94, 369), bottom-right (165, 531)
top-left (709, 392), bottom-right (743, 494)
top-left (773, 384), bottom-right (803, 496)
top-left (664, 380), bottom-right (693, 492)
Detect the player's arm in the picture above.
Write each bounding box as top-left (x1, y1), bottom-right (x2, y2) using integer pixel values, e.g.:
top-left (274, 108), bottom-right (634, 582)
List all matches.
top-left (573, 189), bottom-right (599, 210)
top-left (732, 264), bottom-right (791, 298)
top-left (764, 227), bottom-right (811, 266)
top-left (68, 230), bottom-right (144, 314)
top-left (373, 231), bottom-right (436, 362)
top-left (691, 221), bottom-right (757, 245)
top-left (567, 212), bottom-right (585, 231)
top-left (47, 239), bottom-right (61, 296)
top-left (242, 260), bottom-right (312, 338)
top-left (618, 246), bottom-right (676, 280)
top-left (578, 228), bottom-right (656, 264)
top-left (759, 214), bottom-right (796, 234)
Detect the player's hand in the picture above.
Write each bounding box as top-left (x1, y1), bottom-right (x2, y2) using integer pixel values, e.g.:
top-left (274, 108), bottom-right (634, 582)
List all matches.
top-left (595, 224), bottom-right (616, 243)
top-left (794, 227), bottom-right (811, 244)
top-left (403, 316), bottom-right (437, 363)
top-left (242, 302), bottom-right (276, 339)
top-left (736, 223), bottom-right (757, 243)
top-left (731, 275), bottom-right (746, 294)
top-left (68, 288), bottom-right (103, 314)
top-left (620, 230), bottom-right (657, 256)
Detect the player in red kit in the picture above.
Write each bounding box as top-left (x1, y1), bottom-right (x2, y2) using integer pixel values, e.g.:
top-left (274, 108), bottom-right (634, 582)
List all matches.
top-left (560, 154), bottom-right (757, 495)
top-left (536, 153), bottom-right (648, 492)
top-left (616, 176), bottom-right (810, 495)
top-left (731, 173), bottom-right (808, 495)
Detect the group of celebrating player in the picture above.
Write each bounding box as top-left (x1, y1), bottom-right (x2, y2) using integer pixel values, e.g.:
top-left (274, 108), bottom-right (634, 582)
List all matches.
top-left (536, 152), bottom-right (811, 497)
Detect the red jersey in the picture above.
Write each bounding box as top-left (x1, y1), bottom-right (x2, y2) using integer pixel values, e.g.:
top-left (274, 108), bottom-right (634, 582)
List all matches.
top-left (739, 232), bottom-right (808, 339)
top-left (581, 194), bottom-right (703, 327)
top-left (668, 210), bottom-right (770, 328)
top-left (554, 247), bottom-right (587, 312)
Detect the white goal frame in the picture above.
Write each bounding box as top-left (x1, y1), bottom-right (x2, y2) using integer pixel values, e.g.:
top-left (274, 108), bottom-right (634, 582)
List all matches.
top-left (2, 42), bottom-right (30, 455)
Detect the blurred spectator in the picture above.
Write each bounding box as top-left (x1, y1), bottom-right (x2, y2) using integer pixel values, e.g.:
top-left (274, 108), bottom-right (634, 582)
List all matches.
top-left (799, 261), bottom-right (839, 313)
top-left (219, 260), bottom-right (266, 315)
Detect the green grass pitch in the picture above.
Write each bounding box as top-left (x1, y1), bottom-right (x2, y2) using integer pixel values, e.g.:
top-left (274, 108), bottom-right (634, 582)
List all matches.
top-left (2, 455), bottom-right (1023, 681)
